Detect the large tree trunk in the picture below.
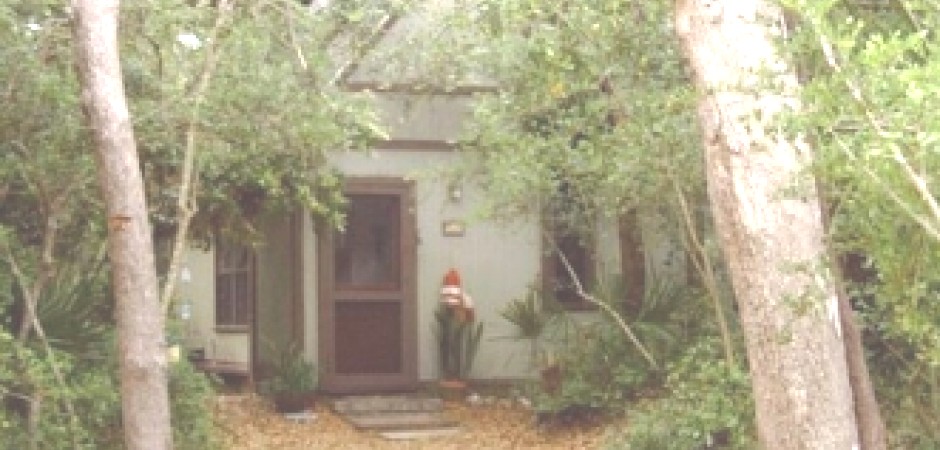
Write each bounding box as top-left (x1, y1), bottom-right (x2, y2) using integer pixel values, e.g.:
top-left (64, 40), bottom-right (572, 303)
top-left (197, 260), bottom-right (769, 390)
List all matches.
top-left (71, 1), bottom-right (173, 449)
top-left (674, 1), bottom-right (859, 448)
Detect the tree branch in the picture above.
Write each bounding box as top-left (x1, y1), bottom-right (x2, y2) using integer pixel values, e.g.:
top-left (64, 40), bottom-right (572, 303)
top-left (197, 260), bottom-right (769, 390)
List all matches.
top-left (546, 233), bottom-right (659, 369)
top-left (3, 218), bottom-right (81, 450)
top-left (161, 0), bottom-right (233, 315)
top-left (816, 32), bottom-right (940, 241)
top-left (672, 181), bottom-right (736, 367)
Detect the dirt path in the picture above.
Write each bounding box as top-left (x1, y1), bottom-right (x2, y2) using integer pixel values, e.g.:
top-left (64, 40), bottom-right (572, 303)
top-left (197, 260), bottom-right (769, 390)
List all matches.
top-left (216, 395), bottom-right (613, 449)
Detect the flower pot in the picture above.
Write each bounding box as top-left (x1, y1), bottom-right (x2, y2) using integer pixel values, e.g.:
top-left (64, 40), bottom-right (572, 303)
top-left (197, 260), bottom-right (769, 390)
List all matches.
top-left (438, 379), bottom-right (469, 401)
top-left (272, 393), bottom-right (310, 413)
top-left (540, 364), bottom-right (563, 395)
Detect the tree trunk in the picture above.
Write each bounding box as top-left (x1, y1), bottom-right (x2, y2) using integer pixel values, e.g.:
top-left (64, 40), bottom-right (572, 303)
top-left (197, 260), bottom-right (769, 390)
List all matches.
top-left (818, 189), bottom-right (888, 450)
top-left (837, 281), bottom-right (886, 449)
top-left (618, 210), bottom-right (645, 315)
top-left (71, 1), bottom-right (173, 449)
top-left (674, 1), bottom-right (859, 448)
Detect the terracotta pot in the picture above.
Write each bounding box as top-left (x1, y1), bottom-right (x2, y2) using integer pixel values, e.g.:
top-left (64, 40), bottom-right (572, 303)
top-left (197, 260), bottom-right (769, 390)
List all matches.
top-left (272, 393), bottom-right (310, 413)
top-left (540, 364), bottom-right (563, 394)
top-left (438, 379), bottom-right (469, 401)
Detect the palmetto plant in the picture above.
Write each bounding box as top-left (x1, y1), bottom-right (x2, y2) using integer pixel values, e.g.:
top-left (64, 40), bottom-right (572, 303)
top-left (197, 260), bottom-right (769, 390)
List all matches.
top-left (500, 285), bottom-right (564, 367)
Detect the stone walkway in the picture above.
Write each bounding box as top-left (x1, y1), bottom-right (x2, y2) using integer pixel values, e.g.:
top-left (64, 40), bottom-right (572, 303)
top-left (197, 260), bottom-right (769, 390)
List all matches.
top-left (332, 395), bottom-right (460, 439)
top-left (216, 394), bottom-right (613, 449)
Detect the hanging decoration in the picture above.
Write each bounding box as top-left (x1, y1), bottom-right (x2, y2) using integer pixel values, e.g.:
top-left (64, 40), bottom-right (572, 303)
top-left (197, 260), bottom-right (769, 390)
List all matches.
top-left (440, 268), bottom-right (475, 322)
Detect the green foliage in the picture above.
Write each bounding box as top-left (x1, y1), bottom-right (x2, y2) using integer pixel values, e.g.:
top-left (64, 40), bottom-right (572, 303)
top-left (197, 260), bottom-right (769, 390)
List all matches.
top-left (1, 3), bottom-right (380, 446)
top-left (259, 342), bottom-right (318, 395)
top-left (119, 0), bottom-right (387, 241)
top-left (2, 0), bottom-right (387, 251)
top-left (431, 1), bottom-right (702, 238)
top-left (500, 285), bottom-right (563, 341)
top-left (169, 360), bottom-right (220, 450)
top-left (0, 335), bottom-right (119, 449)
top-left (608, 339), bottom-right (756, 450)
top-left (528, 278), bottom-right (718, 418)
top-left (781, 1), bottom-right (940, 444)
top-left (434, 305), bottom-right (484, 380)
top-left (531, 319), bottom-right (656, 415)
top-left (0, 336), bottom-right (219, 450)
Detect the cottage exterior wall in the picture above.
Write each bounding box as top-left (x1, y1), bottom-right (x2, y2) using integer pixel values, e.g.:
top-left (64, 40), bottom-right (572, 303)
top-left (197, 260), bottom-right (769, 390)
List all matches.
top-left (176, 88), bottom-right (689, 386)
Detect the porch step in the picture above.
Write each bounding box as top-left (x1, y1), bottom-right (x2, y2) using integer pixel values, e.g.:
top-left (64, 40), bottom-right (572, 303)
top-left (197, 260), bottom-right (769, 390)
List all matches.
top-left (332, 395), bottom-right (459, 440)
top-left (379, 428), bottom-right (461, 440)
top-left (333, 395), bottom-right (444, 414)
top-left (344, 411), bottom-right (459, 431)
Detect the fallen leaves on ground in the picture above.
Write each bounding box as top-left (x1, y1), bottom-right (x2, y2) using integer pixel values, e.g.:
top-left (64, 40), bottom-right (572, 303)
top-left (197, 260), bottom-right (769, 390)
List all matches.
top-left (216, 394), bottom-right (616, 449)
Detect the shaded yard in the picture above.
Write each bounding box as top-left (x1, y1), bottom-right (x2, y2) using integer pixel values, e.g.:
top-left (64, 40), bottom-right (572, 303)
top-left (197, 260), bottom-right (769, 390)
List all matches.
top-left (216, 394), bottom-right (616, 449)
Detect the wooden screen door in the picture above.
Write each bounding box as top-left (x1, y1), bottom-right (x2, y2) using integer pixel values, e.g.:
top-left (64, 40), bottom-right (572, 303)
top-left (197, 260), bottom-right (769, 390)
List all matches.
top-left (318, 178), bottom-right (418, 393)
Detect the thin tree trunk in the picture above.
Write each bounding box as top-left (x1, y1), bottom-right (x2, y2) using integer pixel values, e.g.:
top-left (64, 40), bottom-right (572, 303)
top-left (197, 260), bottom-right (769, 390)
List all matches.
top-left (618, 210), bottom-right (645, 314)
top-left (818, 188), bottom-right (888, 450)
top-left (837, 281), bottom-right (887, 449)
top-left (71, 1), bottom-right (173, 449)
top-left (160, 0), bottom-right (232, 315)
top-left (672, 182), bottom-right (735, 367)
top-left (674, 1), bottom-right (859, 448)
top-left (27, 395), bottom-right (40, 450)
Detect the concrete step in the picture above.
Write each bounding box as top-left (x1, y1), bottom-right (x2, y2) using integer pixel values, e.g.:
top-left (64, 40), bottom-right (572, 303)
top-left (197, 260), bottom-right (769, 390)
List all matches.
top-left (345, 411), bottom-right (459, 431)
top-left (333, 395), bottom-right (444, 414)
top-left (332, 395), bottom-right (460, 440)
top-left (379, 427), bottom-right (461, 440)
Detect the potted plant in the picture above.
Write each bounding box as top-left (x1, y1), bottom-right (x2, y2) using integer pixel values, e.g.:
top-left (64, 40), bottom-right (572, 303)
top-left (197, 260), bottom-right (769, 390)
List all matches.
top-left (259, 343), bottom-right (317, 413)
top-left (434, 304), bottom-right (483, 397)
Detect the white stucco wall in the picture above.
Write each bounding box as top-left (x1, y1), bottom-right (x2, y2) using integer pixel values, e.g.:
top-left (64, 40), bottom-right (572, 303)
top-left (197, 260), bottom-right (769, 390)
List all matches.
top-left (178, 248), bottom-right (250, 364)
top-left (177, 91), bottom-right (687, 383)
top-left (329, 150), bottom-right (541, 380)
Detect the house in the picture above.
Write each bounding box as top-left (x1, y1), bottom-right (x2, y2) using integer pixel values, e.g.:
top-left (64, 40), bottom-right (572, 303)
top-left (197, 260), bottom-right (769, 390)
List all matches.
top-left (176, 6), bottom-right (685, 394)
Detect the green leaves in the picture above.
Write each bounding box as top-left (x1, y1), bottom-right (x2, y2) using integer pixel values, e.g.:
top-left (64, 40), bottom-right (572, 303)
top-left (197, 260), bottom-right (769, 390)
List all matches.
top-left (117, 2), bottom-right (388, 241)
top-left (417, 1), bottom-right (703, 236)
top-left (612, 339), bottom-right (755, 450)
top-left (784, 2), bottom-right (940, 445)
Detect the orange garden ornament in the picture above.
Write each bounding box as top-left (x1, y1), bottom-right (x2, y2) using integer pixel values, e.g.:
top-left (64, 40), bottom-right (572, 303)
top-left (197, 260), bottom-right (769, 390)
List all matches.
top-left (440, 268), bottom-right (475, 322)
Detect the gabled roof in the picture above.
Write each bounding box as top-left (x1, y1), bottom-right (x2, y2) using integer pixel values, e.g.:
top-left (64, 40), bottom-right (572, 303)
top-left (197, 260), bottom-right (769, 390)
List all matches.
top-left (321, 0), bottom-right (497, 95)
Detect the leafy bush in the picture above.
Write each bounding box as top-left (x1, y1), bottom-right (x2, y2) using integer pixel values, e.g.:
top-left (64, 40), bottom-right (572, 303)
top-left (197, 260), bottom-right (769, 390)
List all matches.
top-left (865, 325), bottom-right (940, 449)
top-left (530, 318), bottom-right (660, 417)
top-left (170, 360), bottom-right (220, 450)
top-left (259, 342), bottom-right (318, 396)
top-left (0, 334), bottom-right (120, 449)
top-left (524, 278), bottom-right (711, 420)
top-left (608, 339), bottom-right (755, 450)
top-left (0, 333), bottom-right (219, 449)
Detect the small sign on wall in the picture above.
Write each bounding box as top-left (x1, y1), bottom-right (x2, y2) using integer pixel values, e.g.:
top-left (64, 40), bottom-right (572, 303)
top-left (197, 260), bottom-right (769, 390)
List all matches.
top-left (442, 219), bottom-right (466, 237)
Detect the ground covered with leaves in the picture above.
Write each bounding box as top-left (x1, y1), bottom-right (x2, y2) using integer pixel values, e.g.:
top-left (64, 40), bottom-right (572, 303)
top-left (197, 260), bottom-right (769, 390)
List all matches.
top-left (216, 394), bottom-right (614, 449)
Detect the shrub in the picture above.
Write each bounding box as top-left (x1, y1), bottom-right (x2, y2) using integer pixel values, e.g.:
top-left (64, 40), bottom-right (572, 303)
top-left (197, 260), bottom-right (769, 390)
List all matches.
top-left (525, 278), bottom-right (710, 421)
top-left (0, 333), bottom-right (219, 449)
top-left (170, 360), bottom-right (220, 450)
top-left (608, 339), bottom-right (755, 450)
top-left (0, 334), bottom-right (120, 449)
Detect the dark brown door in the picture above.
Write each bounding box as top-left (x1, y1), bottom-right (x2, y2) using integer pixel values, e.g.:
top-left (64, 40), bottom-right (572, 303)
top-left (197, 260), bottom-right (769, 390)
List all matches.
top-left (318, 178), bottom-right (417, 393)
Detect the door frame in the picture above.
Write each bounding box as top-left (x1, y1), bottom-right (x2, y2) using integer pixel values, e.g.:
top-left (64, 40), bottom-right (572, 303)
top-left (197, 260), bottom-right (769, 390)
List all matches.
top-left (317, 177), bottom-right (418, 393)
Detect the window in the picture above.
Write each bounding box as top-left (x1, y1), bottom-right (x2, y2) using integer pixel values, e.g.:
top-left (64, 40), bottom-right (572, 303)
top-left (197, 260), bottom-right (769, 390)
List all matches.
top-left (215, 241), bottom-right (254, 329)
top-left (333, 194), bottom-right (401, 289)
top-left (543, 224), bottom-right (596, 310)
